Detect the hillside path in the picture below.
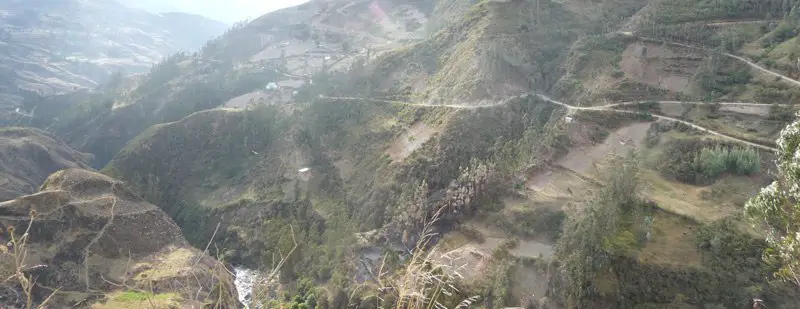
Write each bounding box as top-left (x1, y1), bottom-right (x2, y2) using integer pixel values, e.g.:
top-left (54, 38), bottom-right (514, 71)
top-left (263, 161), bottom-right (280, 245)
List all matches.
top-left (634, 35), bottom-right (800, 87)
top-left (320, 93), bottom-right (778, 152)
top-left (316, 31), bottom-right (800, 153)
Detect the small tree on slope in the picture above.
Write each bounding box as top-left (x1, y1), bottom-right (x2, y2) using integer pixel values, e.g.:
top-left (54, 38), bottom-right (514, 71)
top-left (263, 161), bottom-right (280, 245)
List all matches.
top-left (745, 117), bottom-right (800, 289)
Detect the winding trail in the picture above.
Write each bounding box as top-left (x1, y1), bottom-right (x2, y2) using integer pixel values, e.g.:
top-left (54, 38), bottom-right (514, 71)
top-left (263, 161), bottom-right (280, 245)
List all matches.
top-left (704, 20), bottom-right (773, 27)
top-left (725, 53), bottom-right (800, 87)
top-left (320, 93), bottom-right (778, 151)
top-left (599, 100), bottom-right (789, 109)
top-left (317, 32), bottom-right (800, 153)
top-left (634, 34), bottom-right (800, 87)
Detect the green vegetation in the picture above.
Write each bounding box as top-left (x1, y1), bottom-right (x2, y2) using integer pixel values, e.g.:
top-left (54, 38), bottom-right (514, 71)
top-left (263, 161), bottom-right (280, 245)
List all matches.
top-left (473, 255), bottom-right (515, 308)
top-left (647, 0), bottom-right (790, 24)
top-left (260, 279), bottom-right (319, 309)
top-left (555, 153), bottom-right (649, 308)
top-left (645, 122), bottom-right (665, 148)
top-left (24, 0), bottom-right (800, 307)
top-left (554, 151), bottom-right (789, 308)
top-left (692, 54), bottom-right (752, 100)
top-left (746, 118), bottom-right (800, 290)
top-left (487, 206), bottom-right (565, 242)
top-left (657, 139), bottom-right (760, 185)
top-left (113, 291), bottom-right (179, 302)
top-left (694, 145), bottom-right (760, 180)
top-left (639, 0), bottom-right (791, 47)
top-left (104, 74), bottom-right (573, 307)
top-left (45, 47), bottom-right (283, 167)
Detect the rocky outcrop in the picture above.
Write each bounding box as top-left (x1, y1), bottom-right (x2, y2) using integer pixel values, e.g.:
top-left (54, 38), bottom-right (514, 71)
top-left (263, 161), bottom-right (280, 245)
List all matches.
top-left (0, 127), bottom-right (91, 201)
top-left (0, 168), bottom-right (237, 308)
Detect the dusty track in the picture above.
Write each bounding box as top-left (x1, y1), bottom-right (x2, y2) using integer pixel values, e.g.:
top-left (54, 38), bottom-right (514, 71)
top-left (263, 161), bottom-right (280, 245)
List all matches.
top-left (320, 93), bottom-right (778, 152)
top-left (634, 35), bottom-right (800, 87)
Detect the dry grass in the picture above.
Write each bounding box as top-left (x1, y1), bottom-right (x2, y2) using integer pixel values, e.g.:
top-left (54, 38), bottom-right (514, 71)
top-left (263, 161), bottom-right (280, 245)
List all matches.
top-left (368, 207), bottom-right (480, 309)
top-left (132, 248), bottom-right (196, 281)
top-left (640, 169), bottom-right (739, 223)
top-left (91, 291), bottom-right (182, 309)
top-left (1, 210), bottom-right (59, 309)
top-left (637, 210), bottom-right (703, 267)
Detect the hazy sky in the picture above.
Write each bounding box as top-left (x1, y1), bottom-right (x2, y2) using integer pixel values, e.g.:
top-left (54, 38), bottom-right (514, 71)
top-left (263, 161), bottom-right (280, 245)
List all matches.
top-left (166, 0), bottom-right (309, 23)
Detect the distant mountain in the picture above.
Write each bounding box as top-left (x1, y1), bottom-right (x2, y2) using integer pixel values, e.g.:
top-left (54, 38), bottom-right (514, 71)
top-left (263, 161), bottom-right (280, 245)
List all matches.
top-left (116, 0), bottom-right (184, 14)
top-left (39, 0), bottom-right (440, 166)
top-left (0, 0), bottom-right (228, 107)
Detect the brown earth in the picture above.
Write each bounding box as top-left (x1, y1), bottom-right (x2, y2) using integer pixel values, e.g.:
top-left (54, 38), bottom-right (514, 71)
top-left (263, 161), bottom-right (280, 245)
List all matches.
top-left (0, 168), bottom-right (237, 308)
top-left (619, 42), bottom-right (703, 93)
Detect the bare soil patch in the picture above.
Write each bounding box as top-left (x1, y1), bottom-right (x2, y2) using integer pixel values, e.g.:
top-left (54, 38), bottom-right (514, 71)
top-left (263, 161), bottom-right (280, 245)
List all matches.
top-left (386, 122), bottom-right (436, 162)
top-left (619, 42), bottom-right (702, 93)
top-left (558, 121), bottom-right (652, 175)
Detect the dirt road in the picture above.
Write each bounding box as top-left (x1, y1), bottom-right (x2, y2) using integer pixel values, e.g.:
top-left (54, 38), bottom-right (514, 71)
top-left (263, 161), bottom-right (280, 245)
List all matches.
top-left (321, 92), bottom-right (778, 152)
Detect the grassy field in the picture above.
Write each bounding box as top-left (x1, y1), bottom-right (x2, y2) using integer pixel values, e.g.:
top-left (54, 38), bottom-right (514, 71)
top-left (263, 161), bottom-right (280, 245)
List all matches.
top-left (637, 209), bottom-right (703, 267)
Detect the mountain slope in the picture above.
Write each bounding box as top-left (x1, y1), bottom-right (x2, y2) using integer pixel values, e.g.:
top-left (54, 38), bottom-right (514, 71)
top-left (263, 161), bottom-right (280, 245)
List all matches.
top-left (0, 0), bottom-right (228, 108)
top-left (0, 127), bottom-right (91, 201)
top-left (44, 0), bottom-right (443, 166)
top-left (31, 0), bottom-right (800, 307)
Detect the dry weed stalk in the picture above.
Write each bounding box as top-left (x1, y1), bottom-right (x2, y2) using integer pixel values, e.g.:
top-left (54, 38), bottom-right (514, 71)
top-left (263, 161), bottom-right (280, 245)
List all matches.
top-left (246, 225), bottom-right (299, 308)
top-left (373, 207), bottom-right (479, 309)
top-left (2, 210), bottom-right (59, 309)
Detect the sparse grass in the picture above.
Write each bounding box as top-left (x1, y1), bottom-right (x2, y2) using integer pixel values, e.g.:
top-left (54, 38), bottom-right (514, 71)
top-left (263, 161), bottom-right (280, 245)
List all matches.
top-left (115, 291), bottom-right (180, 302)
top-left (92, 291), bottom-right (181, 309)
top-left (132, 248), bottom-right (195, 281)
top-left (700, 175), bottom-right (765, 206)
top-left (637, 210), bottom-right (703, 267)
top-left (641, 169), bottom-right (739, 223)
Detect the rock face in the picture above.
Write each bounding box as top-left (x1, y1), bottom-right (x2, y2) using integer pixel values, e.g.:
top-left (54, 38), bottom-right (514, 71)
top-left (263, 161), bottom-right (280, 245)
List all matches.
top-left (0, 127), bottom-right (91, 201)
top-left (0, 0), bottom-right (228, 106)
top-left (0, 168), bottom-right (237, 308)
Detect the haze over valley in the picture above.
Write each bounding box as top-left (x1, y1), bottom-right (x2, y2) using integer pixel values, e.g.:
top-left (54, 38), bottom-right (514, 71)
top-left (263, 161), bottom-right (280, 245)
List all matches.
top-left (1, 1), bottom-right (800, 308)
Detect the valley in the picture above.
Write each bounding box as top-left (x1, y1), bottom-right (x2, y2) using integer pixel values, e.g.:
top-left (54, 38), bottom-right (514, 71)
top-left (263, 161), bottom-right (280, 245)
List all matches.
top-left (2, 0), bottom-right (800, 309)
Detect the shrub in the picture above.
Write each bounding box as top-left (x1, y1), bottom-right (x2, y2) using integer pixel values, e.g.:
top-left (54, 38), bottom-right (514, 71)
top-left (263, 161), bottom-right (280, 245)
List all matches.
top-left (725, 147), bottom-right (760, 175)
top-left (458, 225), bottom-right (486, 243)
top-left (746, 118), bottom-right (800, 290)
top-left (644, 122), bottom-right (664, 148)
top-left (659, 140), bottom-right (760, 185)
top-left (489, 207), bottom-right (566, 241)
top-left (694, 146), bottom-right (760, 182)
top-left (637, 100), bottom-right (660, 111)
top-left (768, 104), bottom-right (793, 122)
top-left (694, 146), bottom-right (729, 180)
